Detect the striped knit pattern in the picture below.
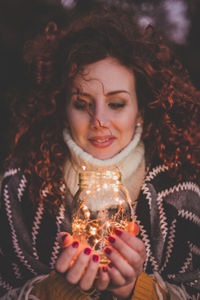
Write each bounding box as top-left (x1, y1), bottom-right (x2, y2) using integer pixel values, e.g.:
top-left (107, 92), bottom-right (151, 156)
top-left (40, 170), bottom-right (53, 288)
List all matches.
top-left (0, 161), bottom-right (200, 299)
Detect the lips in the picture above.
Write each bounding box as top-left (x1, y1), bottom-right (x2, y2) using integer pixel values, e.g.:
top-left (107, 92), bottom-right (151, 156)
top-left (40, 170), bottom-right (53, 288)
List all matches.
top-left (88, 136), bottom-right (116, 148)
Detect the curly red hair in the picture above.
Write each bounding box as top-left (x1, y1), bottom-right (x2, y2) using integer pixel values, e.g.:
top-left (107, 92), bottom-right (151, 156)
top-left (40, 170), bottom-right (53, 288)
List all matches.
top-left (8, 6), bottom-right (200, 214)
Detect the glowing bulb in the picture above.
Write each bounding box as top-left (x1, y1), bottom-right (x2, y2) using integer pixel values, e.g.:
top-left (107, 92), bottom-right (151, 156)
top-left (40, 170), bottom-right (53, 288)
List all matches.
top-left (90, 227), bottom-right (97, 235)
top-left (115, 198), bottom-right (123, 204)
top-left (103, 183), bottom-right (108, 189)
top-left (105, 171), bottom-right (112, 177)
top-left (86, 190), bottom-right (91, 194)
top-left (106, 221), bottom-right (111, 227)
top-left (114, 187), bottom-right (119, 192)
top-left (82, 165), bottom-right (86, 171)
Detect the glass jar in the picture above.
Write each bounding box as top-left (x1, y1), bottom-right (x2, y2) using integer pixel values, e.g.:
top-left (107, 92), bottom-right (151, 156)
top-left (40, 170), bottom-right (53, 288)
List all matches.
top-left (72, 170), bottom-right (134, 264)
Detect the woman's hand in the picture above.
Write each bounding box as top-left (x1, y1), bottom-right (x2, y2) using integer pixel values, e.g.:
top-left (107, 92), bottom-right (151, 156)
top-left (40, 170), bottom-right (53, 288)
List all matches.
top-left (55, 228), bottom-right (146, 298)
top-left (95, 228), bottom-right (146, 299)
top-left (56, 232), bottom-right (100, 291)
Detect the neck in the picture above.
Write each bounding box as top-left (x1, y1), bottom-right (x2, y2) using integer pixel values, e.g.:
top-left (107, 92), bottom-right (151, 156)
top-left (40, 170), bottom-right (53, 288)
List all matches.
top-left (63, 126), bottom-right (145, 201)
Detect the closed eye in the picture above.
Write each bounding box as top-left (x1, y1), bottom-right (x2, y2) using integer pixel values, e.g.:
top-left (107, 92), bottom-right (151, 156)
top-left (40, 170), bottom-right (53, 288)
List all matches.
top-left (108, 102), bottom-right (126, 109)
top-left (73, 98), bottom-right (93, 111)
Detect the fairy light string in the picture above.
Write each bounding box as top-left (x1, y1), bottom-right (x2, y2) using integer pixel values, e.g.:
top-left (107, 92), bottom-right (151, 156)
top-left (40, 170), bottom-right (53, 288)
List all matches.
top-left (72, 166), bottom-right (134, 264)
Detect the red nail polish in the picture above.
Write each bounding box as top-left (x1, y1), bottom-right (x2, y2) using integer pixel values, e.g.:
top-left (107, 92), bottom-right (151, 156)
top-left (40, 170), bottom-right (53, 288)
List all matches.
top-left (108, 236), bottom-right (115, 243)
top-left (102, 266), bottom-right (108, 272)
top-left (104, 247), bottom-right (112, 255)
top-left (72, 241), bottom-right (79, 248)
top-left (108, 262), bottom-right (114, 268)
top-left (61, 233), bottom-right (68, 242)
top-left (92, 254), bottom-right (99, 262)
top-left (114, 229), bottom-right (122, 236)
top-left (84, 247), bottom-right (91, 255)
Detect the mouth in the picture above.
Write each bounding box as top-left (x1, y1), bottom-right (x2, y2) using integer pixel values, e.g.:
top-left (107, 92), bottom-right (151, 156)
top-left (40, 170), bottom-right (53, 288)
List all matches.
top-left (88, 136), bottom-right (116, 148)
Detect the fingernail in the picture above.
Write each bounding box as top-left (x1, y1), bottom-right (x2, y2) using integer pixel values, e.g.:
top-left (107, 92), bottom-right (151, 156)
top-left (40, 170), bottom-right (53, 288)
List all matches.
top-left (114, 229), bottom-right (122, 236)
top-left (84, 247), bottom-right (91, 255)
top-left (92, 254), bottom-right (99, 262)
top-left (72, 241), bottom-right (79, 248)
top-left (108, 236), bottom-right (115, 243)
top-left (102, 266), bottom-right (108, 272)
top-left (108, 262), bottom-right (114, 268)
top-left (104, 247), bottom-right (112, 255)
top-left (133, 222), bottom-right (140, 236)
top-left (61, 233), bottom-right (68, 242)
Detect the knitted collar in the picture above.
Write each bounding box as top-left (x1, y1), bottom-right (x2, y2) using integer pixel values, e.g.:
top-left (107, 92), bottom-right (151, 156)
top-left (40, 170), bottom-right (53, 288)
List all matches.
top-left (63, 126), bottom-right (145, 197)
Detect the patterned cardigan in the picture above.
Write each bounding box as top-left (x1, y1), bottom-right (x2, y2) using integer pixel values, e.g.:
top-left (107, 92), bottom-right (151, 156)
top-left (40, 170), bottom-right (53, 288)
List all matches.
top-left (0, 161), bottom-right (200, 299)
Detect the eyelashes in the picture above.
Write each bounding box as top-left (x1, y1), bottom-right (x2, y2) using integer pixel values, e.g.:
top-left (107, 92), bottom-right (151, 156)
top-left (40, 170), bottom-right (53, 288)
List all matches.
top-left (73, 99), bottom-right (88, 110)
top-left (108, 102), bottom-right (125, 109)
top-left (73, 98), bottom-right (126, 111)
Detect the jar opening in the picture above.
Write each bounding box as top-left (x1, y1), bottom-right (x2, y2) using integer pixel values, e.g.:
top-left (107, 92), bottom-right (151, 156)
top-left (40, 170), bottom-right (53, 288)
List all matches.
top-left (79, 170), bottom-right (121, 188)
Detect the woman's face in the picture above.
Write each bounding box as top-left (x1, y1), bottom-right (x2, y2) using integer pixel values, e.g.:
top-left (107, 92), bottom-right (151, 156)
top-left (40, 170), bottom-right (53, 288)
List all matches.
top-left (66, 57), bottom-right (139, 160)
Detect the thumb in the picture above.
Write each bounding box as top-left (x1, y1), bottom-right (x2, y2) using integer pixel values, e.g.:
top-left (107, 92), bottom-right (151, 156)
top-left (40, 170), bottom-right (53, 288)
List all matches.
top-left (57, 232), bottom-right (73, 248)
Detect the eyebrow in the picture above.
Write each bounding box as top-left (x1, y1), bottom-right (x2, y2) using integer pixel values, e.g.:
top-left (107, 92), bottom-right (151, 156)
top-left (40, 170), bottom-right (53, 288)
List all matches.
top-left (71, 90), bottom-right (130, 97)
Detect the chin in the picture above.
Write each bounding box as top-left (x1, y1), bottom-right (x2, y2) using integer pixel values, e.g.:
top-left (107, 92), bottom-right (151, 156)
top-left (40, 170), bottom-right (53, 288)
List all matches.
top-left (91, 151), bottom-right (117, 160)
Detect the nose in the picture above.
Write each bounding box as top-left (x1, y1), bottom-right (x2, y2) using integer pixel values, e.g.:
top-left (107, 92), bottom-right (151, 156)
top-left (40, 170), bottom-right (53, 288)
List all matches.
top-left (90, 104), bottom-right (110, 129)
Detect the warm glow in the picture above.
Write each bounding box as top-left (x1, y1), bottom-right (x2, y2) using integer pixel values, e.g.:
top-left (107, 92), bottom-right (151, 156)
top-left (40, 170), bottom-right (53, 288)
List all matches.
top-left (72, 170), bottom-right (133, 264)
top-left (90, 227), bottom-right (97, 235)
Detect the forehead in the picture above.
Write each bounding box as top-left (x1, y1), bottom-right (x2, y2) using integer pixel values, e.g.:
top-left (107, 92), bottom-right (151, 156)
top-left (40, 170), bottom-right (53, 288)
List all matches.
top-left (72, 57), bottom-right (136, 94)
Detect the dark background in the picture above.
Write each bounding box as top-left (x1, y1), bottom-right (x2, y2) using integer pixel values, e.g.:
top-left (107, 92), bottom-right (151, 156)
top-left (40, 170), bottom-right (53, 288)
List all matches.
top-left (0, 0), bottom-right (200, 172)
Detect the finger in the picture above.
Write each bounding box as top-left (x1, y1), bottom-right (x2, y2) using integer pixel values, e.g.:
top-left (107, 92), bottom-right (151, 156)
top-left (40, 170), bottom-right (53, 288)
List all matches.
top-left (55, 241), bottom-right (80, 273)
top-left (126, 222), bottom-right (140, 236)
top-left (95, 266), bottom-right (110, 291)
top-left (66, 247), bottom-right (92, 285)
top-left (104, 246), bottom-right (136, 280)
top-left (108, 235), bottom-right (145, 273)
top-left (57, 232), bottom-right (73, 248)
top-left (114, 229), bottom-right (146, 258)
top-left (79, 254), bottom-right (100, 291)
top-left (107, 262), bottom-right (126, 287)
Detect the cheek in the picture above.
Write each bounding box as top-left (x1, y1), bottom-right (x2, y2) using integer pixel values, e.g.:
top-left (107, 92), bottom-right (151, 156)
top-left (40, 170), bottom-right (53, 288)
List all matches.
top-left (67, 112), bottom-right (88, 138)
top-left (117, 112), bottom-right (137, 143)
top-left (118, 111), bottom-right (136, 132)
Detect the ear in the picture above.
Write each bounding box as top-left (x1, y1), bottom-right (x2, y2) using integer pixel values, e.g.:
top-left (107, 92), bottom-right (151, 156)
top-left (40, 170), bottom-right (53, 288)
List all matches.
top-left (136, 113), bottom-right (143, 127)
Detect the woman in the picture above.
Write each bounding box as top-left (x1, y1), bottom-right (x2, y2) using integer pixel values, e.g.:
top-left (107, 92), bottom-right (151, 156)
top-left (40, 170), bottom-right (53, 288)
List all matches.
top-left (0, 5), bottom-right (200, 300)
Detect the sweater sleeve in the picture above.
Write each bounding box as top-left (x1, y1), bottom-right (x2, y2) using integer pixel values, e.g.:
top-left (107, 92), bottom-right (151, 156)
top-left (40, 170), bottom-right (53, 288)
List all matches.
top-left (131, 272), bottom-right (167, 300)
top-left (31, 271), bottom-right (95, 300)
top-left (131, 272), bottom-right (191, 300)
top-left (0, 168), bottom-right (50, 296)
top-left (29, 271), bottom-right (168, 300)
top-left (136, 166), bottom-right (200, 299)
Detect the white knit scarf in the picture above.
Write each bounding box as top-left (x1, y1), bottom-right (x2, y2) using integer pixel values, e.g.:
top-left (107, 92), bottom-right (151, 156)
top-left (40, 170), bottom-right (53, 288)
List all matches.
top-left (63, 126), bottom-right (145, 202)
